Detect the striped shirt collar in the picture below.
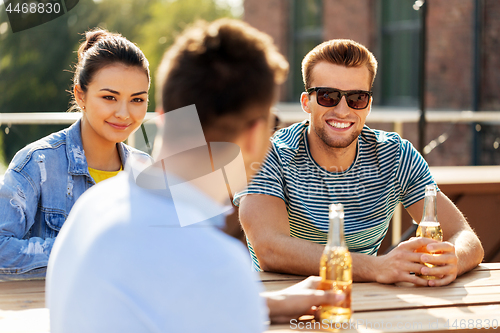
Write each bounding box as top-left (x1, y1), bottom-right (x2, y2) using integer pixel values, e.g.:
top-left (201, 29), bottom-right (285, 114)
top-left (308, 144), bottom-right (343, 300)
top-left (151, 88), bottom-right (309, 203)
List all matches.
top-left (271, 120), bottom-right (309, 151)
top-left (271, 120), bottom-right (374, 151)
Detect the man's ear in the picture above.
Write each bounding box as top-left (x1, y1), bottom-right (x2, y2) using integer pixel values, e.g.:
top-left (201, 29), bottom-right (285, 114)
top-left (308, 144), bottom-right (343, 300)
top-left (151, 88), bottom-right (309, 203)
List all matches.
top-left (153, 106), bottom-right (165, 131)
top-left (367, 97), bottom-right (373, 116)
top-left (300, 92), bottom-right (311, 114)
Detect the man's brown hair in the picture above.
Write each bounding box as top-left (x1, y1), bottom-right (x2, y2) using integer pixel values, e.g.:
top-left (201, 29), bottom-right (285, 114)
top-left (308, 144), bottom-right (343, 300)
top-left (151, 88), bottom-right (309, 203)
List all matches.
top-left (156, 18), bottom-right (288, 140)
top-left (302, 39), bottom-right (378, 90)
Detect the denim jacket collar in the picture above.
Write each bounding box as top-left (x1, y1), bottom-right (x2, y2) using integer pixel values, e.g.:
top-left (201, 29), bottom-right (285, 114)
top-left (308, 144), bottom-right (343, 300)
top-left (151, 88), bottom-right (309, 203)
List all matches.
top-left (66, 118), bottom-right (130, 177)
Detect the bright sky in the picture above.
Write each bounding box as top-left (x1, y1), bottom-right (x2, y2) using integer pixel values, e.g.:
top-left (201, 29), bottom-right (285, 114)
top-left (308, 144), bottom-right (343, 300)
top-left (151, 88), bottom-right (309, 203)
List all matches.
top-left (216, 0), bottom-right (243, 17)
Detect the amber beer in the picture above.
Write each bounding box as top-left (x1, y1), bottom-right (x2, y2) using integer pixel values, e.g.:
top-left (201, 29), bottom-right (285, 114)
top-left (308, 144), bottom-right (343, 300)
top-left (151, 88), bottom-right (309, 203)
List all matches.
top-left (415, 184), bottom-right (443, 280)
top-left (318, 203), bottom-right (352, 324)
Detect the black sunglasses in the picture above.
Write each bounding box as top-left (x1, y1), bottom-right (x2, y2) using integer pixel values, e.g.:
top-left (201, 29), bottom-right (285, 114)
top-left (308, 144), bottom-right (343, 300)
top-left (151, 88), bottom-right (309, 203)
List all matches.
top-left (306, 87), bottom-right (373, 110)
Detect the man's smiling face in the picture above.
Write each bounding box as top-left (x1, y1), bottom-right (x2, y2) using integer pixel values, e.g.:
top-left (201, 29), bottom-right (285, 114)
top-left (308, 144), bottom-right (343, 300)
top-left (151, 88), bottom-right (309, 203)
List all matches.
top-left (302, 62), bottom-right (372, 150)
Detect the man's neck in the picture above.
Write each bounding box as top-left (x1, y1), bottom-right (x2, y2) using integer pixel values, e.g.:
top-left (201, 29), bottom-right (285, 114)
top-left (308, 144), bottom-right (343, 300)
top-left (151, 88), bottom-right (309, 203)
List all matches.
top-left (151, 145), bottom-right (234, 206)
top-left (306, 130), bottom-right (358, 173)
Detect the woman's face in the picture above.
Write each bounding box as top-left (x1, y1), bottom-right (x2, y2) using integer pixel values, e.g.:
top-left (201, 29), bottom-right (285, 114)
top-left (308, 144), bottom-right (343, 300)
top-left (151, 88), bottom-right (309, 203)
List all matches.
top-left (76, 63), bottom-right (149, 145)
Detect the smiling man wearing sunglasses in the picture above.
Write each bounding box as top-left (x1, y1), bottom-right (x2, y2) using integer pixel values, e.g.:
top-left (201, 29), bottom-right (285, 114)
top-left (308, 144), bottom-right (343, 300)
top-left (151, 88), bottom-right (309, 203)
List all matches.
top-left (234, 39), bottom-right (483, 287)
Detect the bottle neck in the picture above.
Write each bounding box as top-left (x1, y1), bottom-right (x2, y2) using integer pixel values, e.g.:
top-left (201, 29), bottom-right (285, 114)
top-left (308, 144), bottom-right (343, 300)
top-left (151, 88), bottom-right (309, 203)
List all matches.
top-left (421, 194), bottom-right (438, 223)
top-left (327, 210), bottom-right (346, 248)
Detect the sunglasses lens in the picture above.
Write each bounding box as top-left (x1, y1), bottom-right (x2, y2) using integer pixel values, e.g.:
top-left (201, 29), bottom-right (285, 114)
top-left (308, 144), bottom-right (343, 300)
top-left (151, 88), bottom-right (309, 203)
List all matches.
top-left (316, 89), bottom-right (340, 107)
top-left (346, 92), bottom-right (370, 109)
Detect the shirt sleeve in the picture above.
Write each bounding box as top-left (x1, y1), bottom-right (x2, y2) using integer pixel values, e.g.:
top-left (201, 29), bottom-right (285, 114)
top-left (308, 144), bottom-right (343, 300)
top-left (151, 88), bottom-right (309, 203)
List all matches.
top-left (0, 163), bottom-right (54, 280)
top-left (396, 139), bottom-right (439, 209)
top-left (233, 145), bottom-right (286, 207)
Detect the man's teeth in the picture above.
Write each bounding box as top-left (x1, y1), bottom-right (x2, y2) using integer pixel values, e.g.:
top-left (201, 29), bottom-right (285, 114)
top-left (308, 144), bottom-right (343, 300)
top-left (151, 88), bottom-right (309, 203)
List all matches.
top-left (327, 121), bottom-right (351, 129)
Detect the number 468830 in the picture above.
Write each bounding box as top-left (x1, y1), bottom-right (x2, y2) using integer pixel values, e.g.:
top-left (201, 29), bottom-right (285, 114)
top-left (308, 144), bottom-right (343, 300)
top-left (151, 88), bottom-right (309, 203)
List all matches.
top-left (445, 319), bottom-right (498, 329)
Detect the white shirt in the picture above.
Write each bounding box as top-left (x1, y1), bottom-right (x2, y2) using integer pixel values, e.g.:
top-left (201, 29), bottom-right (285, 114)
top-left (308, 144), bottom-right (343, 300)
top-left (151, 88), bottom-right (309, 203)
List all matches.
top-left (46, 160), bottom-right (267, 333)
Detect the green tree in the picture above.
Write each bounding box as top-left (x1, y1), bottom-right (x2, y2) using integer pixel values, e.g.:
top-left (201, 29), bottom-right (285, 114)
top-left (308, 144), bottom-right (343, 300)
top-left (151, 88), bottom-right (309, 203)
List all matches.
top-left (0, 0), bottom-right (235, 163)
top-left (0, 0), bottom-right (100, 161)
top-left (137, 0), bottom-right (233, 110)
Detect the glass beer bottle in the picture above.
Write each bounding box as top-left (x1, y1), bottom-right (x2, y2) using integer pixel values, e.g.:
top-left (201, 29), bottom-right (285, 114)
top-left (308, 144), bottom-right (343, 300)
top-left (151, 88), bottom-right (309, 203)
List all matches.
top-left (415, 184), bottom-right (443, 280)
top-left (317, 203), bottom-right (352, 324)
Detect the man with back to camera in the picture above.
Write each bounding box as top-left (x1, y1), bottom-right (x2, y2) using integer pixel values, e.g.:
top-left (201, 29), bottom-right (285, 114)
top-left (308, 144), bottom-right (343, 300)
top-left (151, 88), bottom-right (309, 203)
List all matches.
top-left (45, 19), bottom-right (344, 333)
top-left (234, 39), bottom-right (484, 287)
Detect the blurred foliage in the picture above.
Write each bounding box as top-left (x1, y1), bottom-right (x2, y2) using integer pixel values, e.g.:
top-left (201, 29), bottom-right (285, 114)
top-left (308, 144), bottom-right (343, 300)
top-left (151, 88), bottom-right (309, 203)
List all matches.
top-left (138, 0), bottom-right (233, 108)
top-left (0, 0), bottom-right (234, 163)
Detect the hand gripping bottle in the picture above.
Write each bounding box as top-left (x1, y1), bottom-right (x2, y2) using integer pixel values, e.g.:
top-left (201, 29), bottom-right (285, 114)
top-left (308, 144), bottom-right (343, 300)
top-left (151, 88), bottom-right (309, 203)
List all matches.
top-left (416, 185), bottom-right (443, 280)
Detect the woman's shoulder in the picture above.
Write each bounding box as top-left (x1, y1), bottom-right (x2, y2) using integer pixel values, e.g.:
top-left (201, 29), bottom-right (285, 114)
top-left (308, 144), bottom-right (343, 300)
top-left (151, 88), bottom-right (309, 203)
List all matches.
top-left (8, 126), bottom-right (71, 172)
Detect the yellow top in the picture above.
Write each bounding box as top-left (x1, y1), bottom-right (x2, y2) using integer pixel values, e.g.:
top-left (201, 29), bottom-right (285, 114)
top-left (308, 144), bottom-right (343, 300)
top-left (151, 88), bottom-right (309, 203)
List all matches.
top-left (88, 166), bottom-right (122, 184)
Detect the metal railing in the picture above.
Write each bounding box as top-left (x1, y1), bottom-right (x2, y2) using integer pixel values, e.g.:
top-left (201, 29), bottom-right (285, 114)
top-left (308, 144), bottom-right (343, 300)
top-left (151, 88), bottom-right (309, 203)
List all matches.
top-left (2, 106), bottom-right (500, 126)
top-left (2, 108), bottom-right (500, 245)
top-left (275, 104), bottom-right (500, 137)
top-left (0, 112), bottom-right (157, 125)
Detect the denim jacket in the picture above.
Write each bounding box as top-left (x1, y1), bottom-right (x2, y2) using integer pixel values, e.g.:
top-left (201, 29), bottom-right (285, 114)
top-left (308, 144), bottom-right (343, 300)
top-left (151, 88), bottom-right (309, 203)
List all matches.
top-left (0, 119), bottom-right (149, 280)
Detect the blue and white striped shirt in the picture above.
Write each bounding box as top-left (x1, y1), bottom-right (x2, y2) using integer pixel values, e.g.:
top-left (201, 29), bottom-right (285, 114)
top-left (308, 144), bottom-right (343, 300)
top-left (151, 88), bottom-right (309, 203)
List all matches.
top-left (233, 120), bottom-right (437, 271)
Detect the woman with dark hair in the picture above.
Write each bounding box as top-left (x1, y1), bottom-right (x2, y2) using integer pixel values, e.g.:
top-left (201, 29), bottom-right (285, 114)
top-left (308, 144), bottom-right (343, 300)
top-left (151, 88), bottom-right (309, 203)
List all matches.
top-left (0, 28), bottom-right (151, 280)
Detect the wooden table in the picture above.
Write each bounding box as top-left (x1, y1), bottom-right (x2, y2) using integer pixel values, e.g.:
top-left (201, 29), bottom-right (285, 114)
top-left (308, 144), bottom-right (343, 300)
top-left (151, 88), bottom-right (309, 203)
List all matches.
top-left (0, 279), bottom-right (48, 332)
top-left (1, 263), bottom-right (499, 332)
top-left (261, 263), bottom-right (500, 332)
